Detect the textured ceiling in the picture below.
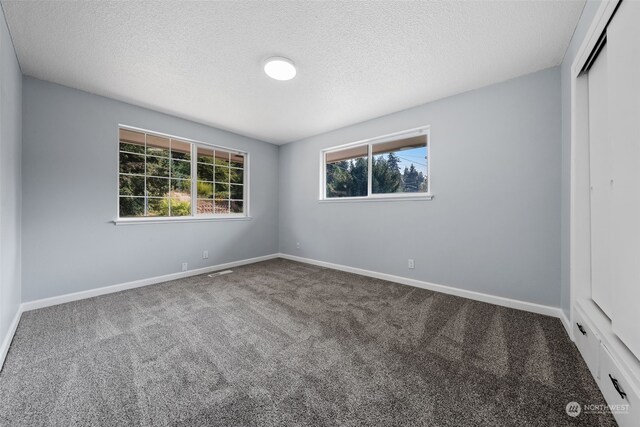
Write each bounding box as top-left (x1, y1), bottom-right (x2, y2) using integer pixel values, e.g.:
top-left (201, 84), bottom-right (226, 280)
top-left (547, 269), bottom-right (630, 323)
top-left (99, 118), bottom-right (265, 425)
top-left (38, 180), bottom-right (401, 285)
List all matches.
top-left (2, 1), bottom-right (585, 144)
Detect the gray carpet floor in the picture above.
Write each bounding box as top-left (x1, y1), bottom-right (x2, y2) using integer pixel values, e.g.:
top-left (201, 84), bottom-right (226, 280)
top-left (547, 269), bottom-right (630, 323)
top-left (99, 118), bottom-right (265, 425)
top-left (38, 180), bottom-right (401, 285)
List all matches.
top-left (0, 259), bottom-right (616, 426)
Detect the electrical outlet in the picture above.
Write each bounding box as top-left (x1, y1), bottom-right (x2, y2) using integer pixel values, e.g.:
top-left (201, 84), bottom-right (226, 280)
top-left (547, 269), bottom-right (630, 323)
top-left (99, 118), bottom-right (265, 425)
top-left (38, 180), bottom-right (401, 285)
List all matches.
top-left (202, 250), bottom-right (209, 259)
top-left (296, 242), bottom-right (301, 249)
top-left (182, 262), bottom-right (188, 272)
top-left (408, 259), bottom-right (415, 269)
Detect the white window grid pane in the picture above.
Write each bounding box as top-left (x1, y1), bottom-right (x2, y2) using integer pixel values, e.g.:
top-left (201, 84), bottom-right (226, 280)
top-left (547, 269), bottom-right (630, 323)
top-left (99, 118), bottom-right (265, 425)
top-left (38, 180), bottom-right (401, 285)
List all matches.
top-left (119, 128), bottom-right (247, 219)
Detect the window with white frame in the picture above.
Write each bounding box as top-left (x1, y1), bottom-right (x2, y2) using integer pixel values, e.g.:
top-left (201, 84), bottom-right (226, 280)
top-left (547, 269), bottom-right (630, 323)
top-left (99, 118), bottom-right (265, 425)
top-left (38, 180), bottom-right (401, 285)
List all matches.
top-left (321, 127), bottom-right (430, 200)
top-left (118, 127), bottom-right (247, 219)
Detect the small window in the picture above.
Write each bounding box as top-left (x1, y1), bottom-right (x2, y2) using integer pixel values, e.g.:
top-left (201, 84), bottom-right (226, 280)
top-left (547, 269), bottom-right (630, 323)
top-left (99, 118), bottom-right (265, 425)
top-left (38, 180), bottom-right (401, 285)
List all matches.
top-left (322, 127), bottom-right (430, 200)
top-left (118, 127), bottom-right (247, 220)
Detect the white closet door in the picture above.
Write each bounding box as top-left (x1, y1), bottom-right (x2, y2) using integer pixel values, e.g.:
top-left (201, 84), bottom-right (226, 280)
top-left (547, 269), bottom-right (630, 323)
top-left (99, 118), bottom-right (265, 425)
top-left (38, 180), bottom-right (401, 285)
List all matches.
top-left (608, 0), bottom-right (640, 359)
top-left (588, 43), bottom-right (613, 318)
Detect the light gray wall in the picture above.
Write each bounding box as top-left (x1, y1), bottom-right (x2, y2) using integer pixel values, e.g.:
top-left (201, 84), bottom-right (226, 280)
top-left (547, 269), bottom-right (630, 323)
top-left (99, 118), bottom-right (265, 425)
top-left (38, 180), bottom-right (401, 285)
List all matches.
top-left (13, 5), bottom-right (600, 313)
top-left (560, 0), bottom-right (603, 319)
top-left (22, 78), bottom-right (279, 302)
top-left (0, 5), bottom-right (22, 358)
top-left (279, 67), bottom-right (562, 307)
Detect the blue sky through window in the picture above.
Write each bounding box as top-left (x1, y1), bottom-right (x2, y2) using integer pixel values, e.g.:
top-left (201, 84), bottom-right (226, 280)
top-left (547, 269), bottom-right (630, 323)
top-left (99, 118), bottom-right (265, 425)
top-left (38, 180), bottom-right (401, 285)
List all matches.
top-left (377, 146), bottom-right (428, 176)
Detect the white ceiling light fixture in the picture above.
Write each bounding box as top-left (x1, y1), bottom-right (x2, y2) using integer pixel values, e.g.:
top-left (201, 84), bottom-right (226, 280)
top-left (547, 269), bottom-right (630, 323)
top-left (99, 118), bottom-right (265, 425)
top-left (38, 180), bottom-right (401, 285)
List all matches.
top-left (264, 57), bottom-right (297, 81)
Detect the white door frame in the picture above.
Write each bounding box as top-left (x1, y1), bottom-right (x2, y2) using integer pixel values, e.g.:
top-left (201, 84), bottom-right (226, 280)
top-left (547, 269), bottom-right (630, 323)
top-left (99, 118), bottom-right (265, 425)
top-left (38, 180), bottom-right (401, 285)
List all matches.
top-left (569, 0), bottom-right (620, 340)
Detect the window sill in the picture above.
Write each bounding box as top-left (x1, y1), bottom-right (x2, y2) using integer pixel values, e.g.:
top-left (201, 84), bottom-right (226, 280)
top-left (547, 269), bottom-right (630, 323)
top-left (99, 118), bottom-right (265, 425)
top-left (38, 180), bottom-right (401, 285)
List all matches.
top-left (319, 194), bottom-right (434, 203)
top-left (113, 215), bottom-right (251, 225)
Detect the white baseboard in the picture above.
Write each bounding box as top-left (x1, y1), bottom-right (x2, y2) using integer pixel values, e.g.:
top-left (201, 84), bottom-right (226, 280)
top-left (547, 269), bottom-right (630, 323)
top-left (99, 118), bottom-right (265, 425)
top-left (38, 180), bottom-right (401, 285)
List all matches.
top-left (278, 253), bottom-right (564, 320)
top-left (21, 253), bottom-right (279, 312)
top-left (0, 306), bottom-right (23, 372)
top-left (560, 311), bottom-right (573, 341)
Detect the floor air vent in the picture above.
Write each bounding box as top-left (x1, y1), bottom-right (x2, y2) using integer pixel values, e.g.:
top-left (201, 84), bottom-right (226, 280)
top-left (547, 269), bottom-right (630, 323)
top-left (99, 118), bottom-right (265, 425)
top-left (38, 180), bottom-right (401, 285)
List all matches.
top-left (208, 270), bottom-right (233, 277)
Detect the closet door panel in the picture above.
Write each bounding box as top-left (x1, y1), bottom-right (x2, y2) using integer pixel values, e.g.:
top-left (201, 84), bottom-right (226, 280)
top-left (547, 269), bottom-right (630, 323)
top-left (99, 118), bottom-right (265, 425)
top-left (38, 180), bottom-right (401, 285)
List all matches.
top-left (608, 0), bottom-right (640, 359)
top-left (588, 44), bottom-right (613, 318)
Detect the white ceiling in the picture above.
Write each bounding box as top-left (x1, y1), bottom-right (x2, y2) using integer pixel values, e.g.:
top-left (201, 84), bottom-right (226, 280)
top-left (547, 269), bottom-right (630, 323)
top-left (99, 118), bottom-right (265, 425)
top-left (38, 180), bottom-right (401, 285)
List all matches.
top-left (2, 1), bottom-right (585, 144)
